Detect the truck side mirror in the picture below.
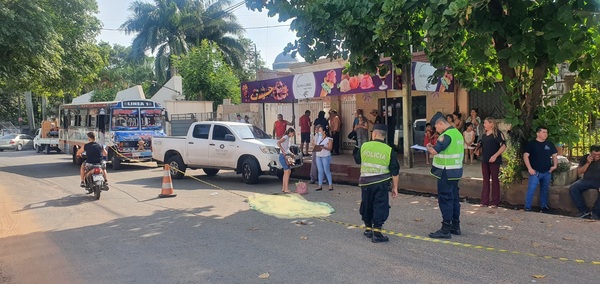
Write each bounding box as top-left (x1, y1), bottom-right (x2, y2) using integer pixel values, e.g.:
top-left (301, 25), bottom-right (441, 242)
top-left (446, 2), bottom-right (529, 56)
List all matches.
top-left (224, 134), bottom-right (235, 142)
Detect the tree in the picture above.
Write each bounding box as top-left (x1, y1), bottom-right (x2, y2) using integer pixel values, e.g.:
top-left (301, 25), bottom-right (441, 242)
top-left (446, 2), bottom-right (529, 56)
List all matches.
top-left (0, 0), bottom-right (103, 127)
top-left (0, 0), bottom-right (103, 94)
top-left (172, 40), bottom-right (240, 108)
top-left (247, 0), bottom-right (599, 133)
top-left (88, 43), bottom-right (156, 102)
top-left (235, 37), bottom-right (267, 83)
top-left (184, 0), bottom-right (246, 69)
top-left (121, 0), bottom-right (246, 82)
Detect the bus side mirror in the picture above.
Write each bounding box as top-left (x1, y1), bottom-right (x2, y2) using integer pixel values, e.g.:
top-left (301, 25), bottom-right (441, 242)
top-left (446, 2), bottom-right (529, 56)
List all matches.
top-left (163, 110), bottom-right (170, 122)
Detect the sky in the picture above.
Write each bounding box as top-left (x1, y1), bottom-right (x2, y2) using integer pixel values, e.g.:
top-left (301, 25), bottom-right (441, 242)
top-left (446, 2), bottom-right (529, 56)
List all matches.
top-left (95, 0), bottom-right (301, 69)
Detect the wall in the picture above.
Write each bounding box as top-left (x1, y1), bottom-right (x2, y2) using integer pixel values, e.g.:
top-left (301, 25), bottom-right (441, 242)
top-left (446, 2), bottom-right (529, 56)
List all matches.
top-left (164, 100), bottom-right (213, 115)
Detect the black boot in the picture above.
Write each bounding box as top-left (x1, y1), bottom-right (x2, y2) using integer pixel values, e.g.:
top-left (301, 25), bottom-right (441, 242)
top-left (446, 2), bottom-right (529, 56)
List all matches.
top-left (372, 227), bottom-right (389, 243)
top-left (363, 222), bottom-right (373, 238)
top-left (451, 220), bottom-right (461, 235)
top-left (429, 221), bottom-right (452, 239)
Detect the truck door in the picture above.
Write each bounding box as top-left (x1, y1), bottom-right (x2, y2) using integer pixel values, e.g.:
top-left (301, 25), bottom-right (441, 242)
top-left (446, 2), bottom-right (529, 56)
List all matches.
top-left (186, 124), bottom-right (211, 166)
top-left (209, 125), bottom-right (237, 167)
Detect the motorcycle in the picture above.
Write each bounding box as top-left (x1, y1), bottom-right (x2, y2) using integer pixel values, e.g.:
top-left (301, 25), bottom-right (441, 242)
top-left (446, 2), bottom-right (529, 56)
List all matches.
top-left (84, 163), bottom-right (108, 200)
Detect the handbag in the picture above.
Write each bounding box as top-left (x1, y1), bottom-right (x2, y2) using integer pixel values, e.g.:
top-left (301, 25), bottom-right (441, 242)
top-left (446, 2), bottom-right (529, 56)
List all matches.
top-left (347, 130), bottom-right (357, 140)
top-left (295, 181), bottom-right (308, 195)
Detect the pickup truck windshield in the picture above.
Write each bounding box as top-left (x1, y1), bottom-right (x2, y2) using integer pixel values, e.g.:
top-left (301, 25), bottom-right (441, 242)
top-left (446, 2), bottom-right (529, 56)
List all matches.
top-left (231, 125), bottom-right (271, 139)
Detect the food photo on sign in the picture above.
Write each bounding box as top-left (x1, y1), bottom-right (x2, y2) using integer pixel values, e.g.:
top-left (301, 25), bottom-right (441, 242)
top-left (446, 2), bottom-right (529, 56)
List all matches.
top-left (241, 76), bottom-right (295, 103)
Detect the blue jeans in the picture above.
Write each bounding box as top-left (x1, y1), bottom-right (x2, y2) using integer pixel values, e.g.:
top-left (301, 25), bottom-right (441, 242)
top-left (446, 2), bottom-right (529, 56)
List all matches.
top-left (569, 179), bottom-right (600, 214)
top-left (525, 171), bottom-right (551, 209)
top-left (316, 155), bottom-right (332, 186)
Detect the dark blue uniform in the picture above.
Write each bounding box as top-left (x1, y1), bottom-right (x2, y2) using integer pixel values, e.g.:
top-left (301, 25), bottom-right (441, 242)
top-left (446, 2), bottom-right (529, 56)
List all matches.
top-left (354, 139), bottom-right (400, 242)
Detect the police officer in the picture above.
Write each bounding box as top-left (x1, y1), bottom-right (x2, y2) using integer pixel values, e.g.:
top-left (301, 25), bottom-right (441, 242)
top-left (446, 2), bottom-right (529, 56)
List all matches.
top-left (354, 124), bottom-right (400, 243)
top-left (426, 112), bottom-right (464, 239)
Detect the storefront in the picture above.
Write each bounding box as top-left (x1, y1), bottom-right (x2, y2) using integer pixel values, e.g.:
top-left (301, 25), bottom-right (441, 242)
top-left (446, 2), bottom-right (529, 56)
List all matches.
top-left (240, 58), bottom-right (464, 154)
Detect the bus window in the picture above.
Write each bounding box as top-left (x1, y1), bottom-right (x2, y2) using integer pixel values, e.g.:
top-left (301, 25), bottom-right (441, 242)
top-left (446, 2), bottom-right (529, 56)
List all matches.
top-left (111, 109), bottom-right (139, 131)
top-left (141, 109), bottom-right (163, 130)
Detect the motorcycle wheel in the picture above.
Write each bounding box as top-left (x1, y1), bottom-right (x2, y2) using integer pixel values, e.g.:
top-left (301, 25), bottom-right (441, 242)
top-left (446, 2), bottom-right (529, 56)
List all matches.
top-left (94, 185), bottom-right (101, 200)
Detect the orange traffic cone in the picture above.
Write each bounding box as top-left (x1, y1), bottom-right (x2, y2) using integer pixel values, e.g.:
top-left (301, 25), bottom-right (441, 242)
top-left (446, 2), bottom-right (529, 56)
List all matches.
top-left (159, 164), bottom-right (177, 198)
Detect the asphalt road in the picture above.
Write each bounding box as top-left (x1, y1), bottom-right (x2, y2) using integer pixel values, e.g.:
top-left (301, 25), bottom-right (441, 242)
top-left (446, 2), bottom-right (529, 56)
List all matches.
top-left (0, 150), bottom-right (599, 283)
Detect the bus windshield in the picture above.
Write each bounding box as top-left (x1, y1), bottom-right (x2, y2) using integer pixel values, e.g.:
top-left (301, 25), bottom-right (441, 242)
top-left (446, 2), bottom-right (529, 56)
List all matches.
top-left (112, 109), bottom-right (139, 131)
top-left (141, 109), bottom-right (163, 130)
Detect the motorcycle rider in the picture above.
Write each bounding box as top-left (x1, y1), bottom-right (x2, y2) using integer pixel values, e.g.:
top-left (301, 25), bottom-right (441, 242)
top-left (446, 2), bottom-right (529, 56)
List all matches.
top-left (77, 132), bottom-right (109, 190)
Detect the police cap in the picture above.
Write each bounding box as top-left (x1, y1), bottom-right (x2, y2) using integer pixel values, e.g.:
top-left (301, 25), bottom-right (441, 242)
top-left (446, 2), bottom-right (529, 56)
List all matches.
top-left (373, 124), bottom-right (387, 131)
top-left (430, 112), bottom-right (445, 125)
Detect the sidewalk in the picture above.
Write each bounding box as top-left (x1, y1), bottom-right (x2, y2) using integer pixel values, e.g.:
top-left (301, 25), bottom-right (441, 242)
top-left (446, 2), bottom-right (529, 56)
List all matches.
top-left (292, 153), bottom-right (598, 214)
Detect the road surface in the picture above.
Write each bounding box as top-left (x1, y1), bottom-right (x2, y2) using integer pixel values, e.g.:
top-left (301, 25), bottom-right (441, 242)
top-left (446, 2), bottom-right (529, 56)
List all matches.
top-left (1, 150), bottom-right (598, 283)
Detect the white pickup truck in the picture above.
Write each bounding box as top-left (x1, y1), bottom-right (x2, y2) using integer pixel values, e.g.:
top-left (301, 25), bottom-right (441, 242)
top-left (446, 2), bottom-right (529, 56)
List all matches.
top-left (33, 128), bottom-right (61, 154)
top-left (152, 121), bottom-right (303, 184)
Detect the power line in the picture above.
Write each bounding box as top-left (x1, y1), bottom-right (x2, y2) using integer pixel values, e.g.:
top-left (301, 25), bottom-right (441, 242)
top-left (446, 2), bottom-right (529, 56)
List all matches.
top-left (100, 24), bottom-right (290, 31)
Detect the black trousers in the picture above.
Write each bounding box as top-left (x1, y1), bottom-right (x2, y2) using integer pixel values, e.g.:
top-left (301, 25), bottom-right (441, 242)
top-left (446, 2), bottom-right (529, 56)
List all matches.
top-left (437, 169), bottom-right (461, 222)
top-left (331, 131), bottom-right (340, 154)
top-left (360, 181), bottom-right (390, 227)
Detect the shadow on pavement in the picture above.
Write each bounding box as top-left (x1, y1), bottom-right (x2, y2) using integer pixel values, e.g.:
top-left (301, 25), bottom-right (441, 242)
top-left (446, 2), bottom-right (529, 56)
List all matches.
top-left (14, 194), bottom-right (98, 212)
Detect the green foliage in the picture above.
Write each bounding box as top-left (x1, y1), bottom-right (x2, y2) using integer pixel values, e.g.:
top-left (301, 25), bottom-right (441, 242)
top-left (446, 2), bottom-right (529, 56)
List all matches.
top-left (499, 140), bottom-right (525, 187)
top-left (0, 0), bottom-right (103, 94)
top-left (84, 42), bottom-right (156, 100)
top-left (533, 84), bottom-right (600, 146)
top-left (122, 0), bottom-right (246, 82)
top-left (236, 37), bottom-right (267, 83)
top-left (172, 40), bottom-right (240, 109)
top-left (91, 87), bottom-right (119, 102)
top-left (247, 0), bottom-right (599, 185)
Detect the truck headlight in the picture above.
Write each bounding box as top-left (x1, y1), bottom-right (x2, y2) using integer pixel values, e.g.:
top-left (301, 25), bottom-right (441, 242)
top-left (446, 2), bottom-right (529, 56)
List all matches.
top-left (260, 146), bottom-right (279, 154)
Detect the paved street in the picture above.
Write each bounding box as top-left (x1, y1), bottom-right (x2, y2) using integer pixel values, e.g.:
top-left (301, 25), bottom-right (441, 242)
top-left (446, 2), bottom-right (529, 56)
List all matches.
top-left (1, 150), bottom-right (599, 283)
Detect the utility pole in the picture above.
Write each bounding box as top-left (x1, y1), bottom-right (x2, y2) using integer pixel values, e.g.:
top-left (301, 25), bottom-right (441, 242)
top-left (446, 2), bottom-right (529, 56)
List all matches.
top-left (25, 91), bottom-right (36, 132)
top-left (18, 94), bottom-right (22, 131)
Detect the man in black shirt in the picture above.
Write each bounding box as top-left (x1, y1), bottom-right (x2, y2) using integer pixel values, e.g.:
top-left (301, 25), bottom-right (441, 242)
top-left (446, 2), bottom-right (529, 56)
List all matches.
top-left (523, 126), bottom-right (558, 212)
top-left (570, 145), bottom-right (600, 220)
top-left (77, 132), bottom-right (108, 188)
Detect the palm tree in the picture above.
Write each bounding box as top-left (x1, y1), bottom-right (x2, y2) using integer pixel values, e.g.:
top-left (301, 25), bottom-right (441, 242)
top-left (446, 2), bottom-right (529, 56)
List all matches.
top-left (121, 0), bottom-right (246, 82)
top-left (184, 0), bottom-right (246, 69)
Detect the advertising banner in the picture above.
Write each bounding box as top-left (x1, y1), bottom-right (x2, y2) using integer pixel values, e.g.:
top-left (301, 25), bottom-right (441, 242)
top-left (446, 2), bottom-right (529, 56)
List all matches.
top-left (241, 61), bottom-right (453, 103)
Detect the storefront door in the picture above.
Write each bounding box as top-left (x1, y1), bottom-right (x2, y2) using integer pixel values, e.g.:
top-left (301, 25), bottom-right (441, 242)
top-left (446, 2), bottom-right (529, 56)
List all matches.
top-left (378, 96), bottom-right (426, 152)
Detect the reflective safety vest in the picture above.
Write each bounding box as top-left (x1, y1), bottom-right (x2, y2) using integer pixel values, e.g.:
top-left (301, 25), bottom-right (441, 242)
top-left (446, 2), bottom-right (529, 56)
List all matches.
top-left (431, 127), bottom-right (464, 180)
top-left (359, 141), bottom-right (392, 186)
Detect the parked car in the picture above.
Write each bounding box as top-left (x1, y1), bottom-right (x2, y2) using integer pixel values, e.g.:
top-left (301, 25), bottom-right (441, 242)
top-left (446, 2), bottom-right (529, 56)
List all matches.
top-left (152, 121), bottom-right (303, 184)
top-left (0, 134), bottom-right (34, 151)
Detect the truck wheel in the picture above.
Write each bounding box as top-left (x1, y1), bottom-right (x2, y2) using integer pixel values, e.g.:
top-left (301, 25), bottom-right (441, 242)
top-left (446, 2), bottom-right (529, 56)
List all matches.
top-left (166, 155), bottom-right (186, 179)
top-left (277, 169), bottom-right (284, 180)
top-left (241, 158), bottom-right (260, 184)
top-left (45, 144), bottom-right (51, 154)
top-left (111, 153), bottom-right (122, 170)
top-left (35, 144), bottom-right (40, 153)
top-left (203, 168), bottom-right (219, 176)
